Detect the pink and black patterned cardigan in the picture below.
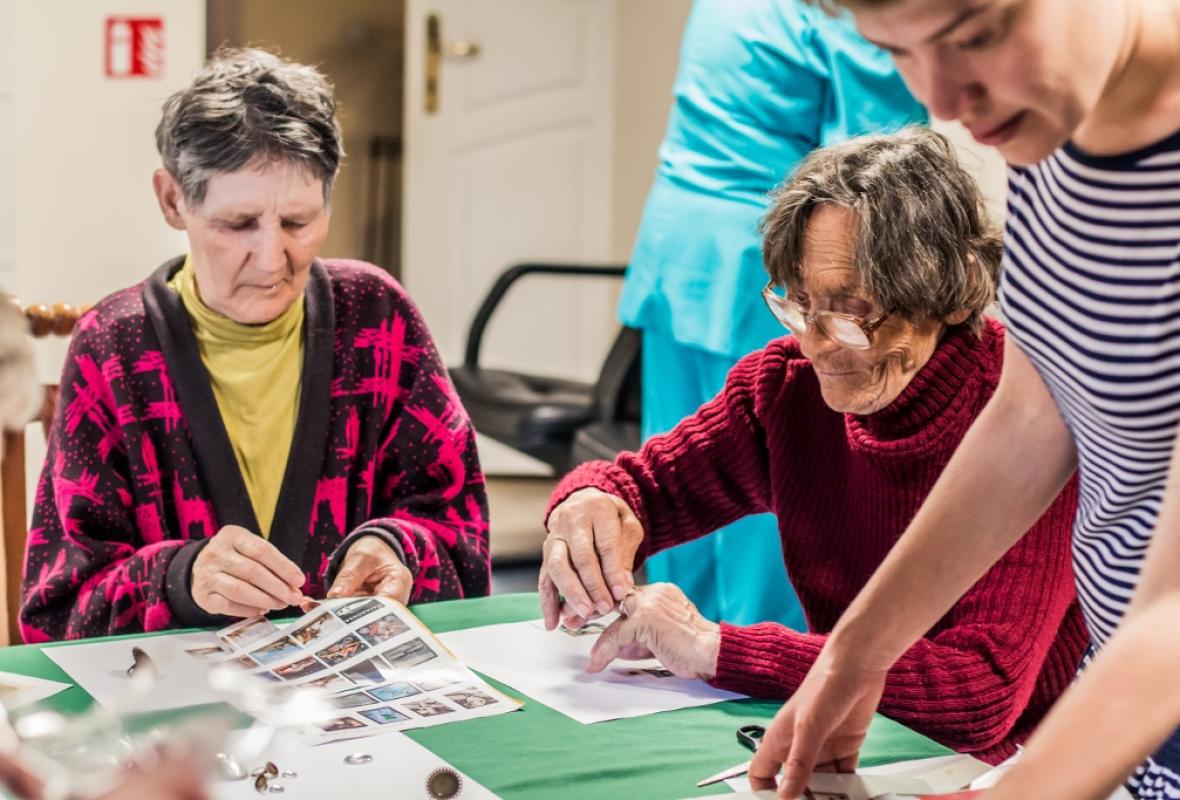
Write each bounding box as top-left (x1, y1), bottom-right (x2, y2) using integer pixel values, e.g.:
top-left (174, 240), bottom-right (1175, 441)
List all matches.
top-left (22, 257), bottom-right (490, 641)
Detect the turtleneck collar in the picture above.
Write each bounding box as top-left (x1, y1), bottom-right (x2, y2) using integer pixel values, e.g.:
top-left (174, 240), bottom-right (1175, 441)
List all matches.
top-left (844, 318), bottom-right (1002, 456)
top-left (171, 255), bottom-right (304, 346)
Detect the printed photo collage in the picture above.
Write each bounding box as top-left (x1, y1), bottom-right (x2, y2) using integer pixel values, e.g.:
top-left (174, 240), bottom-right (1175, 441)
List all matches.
top-left (185, 597), bottom-right (520, 742)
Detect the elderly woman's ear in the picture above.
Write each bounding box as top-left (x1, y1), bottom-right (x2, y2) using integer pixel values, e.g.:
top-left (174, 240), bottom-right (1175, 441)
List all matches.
top-left (151, 169), bottom-right (187, 231)
top-left (944, 308), bottom-right (973, 326)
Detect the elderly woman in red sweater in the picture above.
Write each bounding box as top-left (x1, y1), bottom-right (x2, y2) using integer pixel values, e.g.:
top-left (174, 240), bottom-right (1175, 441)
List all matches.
top-left (540, 127), bottom-right (1087, 762)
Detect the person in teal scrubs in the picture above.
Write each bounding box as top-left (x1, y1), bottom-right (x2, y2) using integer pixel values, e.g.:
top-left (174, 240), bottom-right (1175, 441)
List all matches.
top-left (623, 0), bottom-right (927, 628)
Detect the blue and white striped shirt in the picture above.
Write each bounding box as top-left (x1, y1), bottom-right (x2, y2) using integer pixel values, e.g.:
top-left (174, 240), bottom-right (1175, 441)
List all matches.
top-left (1000, 131), bottom-right (1180, 799)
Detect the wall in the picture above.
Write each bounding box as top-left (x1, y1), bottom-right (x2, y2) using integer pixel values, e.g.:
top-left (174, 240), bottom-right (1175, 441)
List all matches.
top-left (6, 0), bottom-right (205, 501)
top-left (0, 0), bottom-right (13, 293)
top-left (610, 0), bottom-right (691, 263)
top-left (10, 0), bottom-right (205, 375)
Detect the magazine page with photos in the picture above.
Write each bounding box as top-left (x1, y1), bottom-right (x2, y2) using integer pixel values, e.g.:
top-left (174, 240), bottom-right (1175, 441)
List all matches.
top-left (188, 597), bottom-right (522, 743)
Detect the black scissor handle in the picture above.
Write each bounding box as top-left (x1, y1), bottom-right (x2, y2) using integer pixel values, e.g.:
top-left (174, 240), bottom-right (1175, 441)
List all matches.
top-left (737, 723), bottom-right (765, 752)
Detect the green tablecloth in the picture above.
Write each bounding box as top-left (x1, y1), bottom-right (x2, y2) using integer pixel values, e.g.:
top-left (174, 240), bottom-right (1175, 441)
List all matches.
top-left (1, 593), bottom-right (951, 799)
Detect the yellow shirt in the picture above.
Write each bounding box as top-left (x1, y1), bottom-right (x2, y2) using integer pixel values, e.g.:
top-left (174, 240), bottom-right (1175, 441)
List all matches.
top-left (170, 258), bottom-right (304, 539)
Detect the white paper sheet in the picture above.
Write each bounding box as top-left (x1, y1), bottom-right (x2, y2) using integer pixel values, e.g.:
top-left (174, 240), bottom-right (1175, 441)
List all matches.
top-left (723, 754), bottom-right (992, 796)
top-left (43, 631), bottom-right (227, 712)
top-left (437, 618), bottom-right (742, 724)
top-left (0, 671), bottom-right (70, 710)
top-left (210, 729), bottom-right (498, 799)
top-left (712, 750), bottom-right (1137, 800)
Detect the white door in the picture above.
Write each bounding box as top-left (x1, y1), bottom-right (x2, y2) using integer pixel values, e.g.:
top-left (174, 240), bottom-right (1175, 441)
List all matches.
top-left (402, 0), bottom-right (619, 391)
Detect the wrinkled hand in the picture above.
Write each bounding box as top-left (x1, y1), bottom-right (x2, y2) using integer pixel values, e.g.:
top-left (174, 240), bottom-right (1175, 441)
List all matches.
top-left (585, 583), bottom-right (720, 680)
top-left (192, 525), bottom-right (305, 618)
top-left (748, 647), bottom-right (888, 799)
top-left (327, 535), bottom-right (412, 604)
top-left (540, 488), bottom-right (644, 629)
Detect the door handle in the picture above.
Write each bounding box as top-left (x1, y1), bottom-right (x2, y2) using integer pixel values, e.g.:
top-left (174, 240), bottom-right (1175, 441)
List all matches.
top-left (447, 41), bottom-right (480, 58)
top-left (425, 14), bottom-right (481, 113)
top-left (425, 13), bottom-right (441, 113)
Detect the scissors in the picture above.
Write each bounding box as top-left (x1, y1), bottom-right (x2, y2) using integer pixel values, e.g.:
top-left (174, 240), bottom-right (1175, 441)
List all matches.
top-left (737, 724), bottom-right (765, 752)
top-left (694, 724), bottom-right (765, 789)
top-left (698, 725), bottom-right (822, 798)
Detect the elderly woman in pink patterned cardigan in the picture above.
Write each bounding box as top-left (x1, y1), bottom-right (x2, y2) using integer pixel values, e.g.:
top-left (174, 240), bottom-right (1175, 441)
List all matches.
top-left (22, 48), bottom-right (489, 642)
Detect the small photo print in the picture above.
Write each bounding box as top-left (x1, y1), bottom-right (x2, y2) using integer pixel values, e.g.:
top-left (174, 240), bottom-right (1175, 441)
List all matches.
top-left (367, 681), bottom-right (421, 702)
top-left (300, 672), bottom-right (351, 692)
top-left (250, 637), bottom-right (303, 666)
top-left (340, 658), bottom-right (385, 686)
top-left (184, 646), bottom-right (228, 661)
top-left (315, 633), bottom-right (370, 667)
top-left (380, 637), bottom-right (436, 670)
top-left (331, 691), bottom-right (378, 710)
top-left (273, 655), bottom-right (325, 681)
top-left (445, 687), bottom-right (499, 710)
top-left (403, 698), bottom-right (455, 718)
top-left (413, 671), bottom-right (461, 692)
top-left (290, 612), bottom-right (344, 647)
top-left (233, 655), bottom-right (259, 669)
top-left (332, 598), bottom-right (384, 625)
top-left (359, 706), bottom-right (410, 725)
top-left (355, 612), bottom-right (410, 647)
top-left (319, 716), bottom-right (366, 733)
top-left (221, 617), bottom-right (279, 649)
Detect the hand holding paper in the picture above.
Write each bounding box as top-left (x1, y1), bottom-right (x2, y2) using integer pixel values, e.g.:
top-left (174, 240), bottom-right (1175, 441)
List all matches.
top-left (749, 643), bottom-right (889, 798)
top-left (192, 525), bottom-right (306, 617)
top-left (540, 487), bottom-right (644, 628)
top-left (327, 536), bottom-right (412, 604)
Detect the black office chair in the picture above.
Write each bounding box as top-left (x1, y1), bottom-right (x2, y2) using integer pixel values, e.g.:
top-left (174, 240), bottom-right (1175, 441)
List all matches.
top-left (449, 263), bottom-right (642, 474)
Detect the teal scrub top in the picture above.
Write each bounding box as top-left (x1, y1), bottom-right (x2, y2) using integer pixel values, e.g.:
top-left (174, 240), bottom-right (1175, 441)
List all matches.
top-left (619, 0), bottom-right (928, 359)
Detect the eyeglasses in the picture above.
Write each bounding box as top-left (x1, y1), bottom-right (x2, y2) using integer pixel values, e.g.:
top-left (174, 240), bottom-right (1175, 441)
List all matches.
top-left (762, 281), bottom-right (889, 350)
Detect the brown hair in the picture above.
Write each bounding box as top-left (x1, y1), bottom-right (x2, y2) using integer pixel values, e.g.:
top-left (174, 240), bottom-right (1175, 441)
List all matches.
top-left (761, 126), bottom-right (1001, 333)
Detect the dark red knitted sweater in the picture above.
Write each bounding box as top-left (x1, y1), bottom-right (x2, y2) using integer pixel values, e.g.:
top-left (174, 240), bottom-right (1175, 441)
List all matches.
top-left (547, 319), bottom-right (1088, 763)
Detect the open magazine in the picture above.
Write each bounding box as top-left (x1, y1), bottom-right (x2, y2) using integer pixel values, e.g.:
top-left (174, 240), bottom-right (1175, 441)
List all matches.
top-left (185, 596), bottom-right (521, 743)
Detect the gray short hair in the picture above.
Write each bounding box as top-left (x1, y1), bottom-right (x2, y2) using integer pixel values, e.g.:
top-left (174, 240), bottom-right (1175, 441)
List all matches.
top-left (155, 47), bottom-right (344, 205)
top-left (761, 127), bottom-right (1001, 334)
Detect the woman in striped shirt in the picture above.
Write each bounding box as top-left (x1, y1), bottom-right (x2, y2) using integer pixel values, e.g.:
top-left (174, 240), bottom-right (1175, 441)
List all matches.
top-left (748, 1), bottom-right (1180, 798)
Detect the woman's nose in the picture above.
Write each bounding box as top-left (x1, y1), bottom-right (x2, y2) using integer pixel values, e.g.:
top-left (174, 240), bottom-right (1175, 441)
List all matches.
top-left (252, 225), bottom-right (287, 272)
top-left (798, 321), bottom-right (841, 358)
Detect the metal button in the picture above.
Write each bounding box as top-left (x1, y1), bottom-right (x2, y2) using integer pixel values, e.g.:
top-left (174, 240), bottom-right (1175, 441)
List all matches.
top-left (426, 767), bottom-right (463, 798)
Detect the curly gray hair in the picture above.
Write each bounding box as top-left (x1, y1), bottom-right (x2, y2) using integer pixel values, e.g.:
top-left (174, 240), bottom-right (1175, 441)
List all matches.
top-left (155, 47), bottom-right (344, 205)
top-left (761, 126), bottom-right (1001, 334)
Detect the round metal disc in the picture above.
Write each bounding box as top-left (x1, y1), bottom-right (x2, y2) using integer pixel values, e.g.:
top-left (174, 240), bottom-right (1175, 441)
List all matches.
top-left (426, 767), bottom-right (463, 798)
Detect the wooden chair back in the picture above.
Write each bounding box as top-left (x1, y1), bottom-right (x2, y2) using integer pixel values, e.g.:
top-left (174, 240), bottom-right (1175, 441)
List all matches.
top-left (0, 302), bottom-right (88, 645)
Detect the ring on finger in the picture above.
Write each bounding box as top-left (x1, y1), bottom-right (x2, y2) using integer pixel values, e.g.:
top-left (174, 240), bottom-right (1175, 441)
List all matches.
top-left (617, 585), bottom-right (641, 618)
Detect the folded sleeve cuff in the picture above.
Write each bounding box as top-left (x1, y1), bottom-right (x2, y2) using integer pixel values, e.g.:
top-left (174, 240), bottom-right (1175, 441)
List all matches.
top-left (163, 538), bottom-right (232, 629)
